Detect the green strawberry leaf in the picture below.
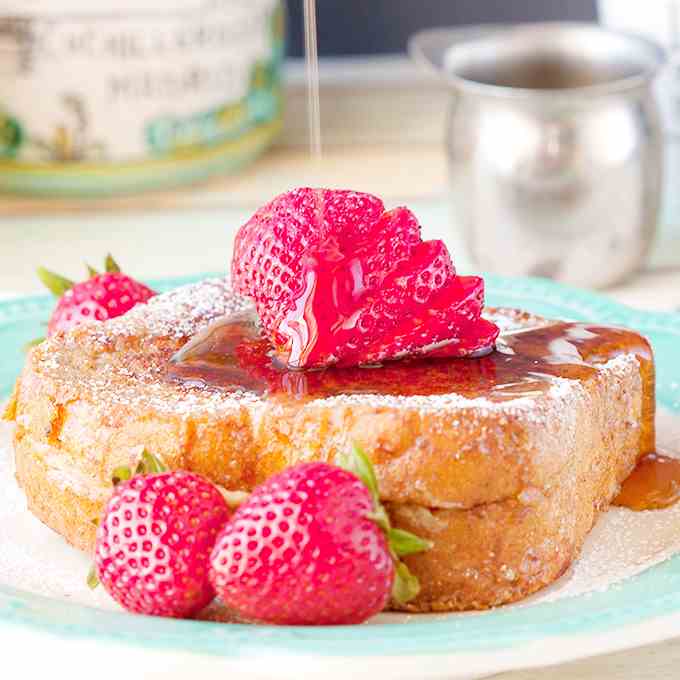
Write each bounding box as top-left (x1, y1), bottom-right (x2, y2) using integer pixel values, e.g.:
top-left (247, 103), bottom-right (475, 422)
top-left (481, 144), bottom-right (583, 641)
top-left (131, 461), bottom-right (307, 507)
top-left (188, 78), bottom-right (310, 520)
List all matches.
top-left (23, 336), bottom-right (45, 352)
top-left (388, 527), bottom-right (433, 557)
top-left (37, 267), bottom-right (74, 297)
top-left (105, 253), bottom-right (121, 274)
top-left (135, 450), bottom-right (167, 475)
top-left (337, 442), bottom-right (380, 505)
top-left (86, 264), bottom-right (99, 278)
top-left (112, 451), bottom-right (166, 486)
top-left (366, 507), bottom-right (390, 533)
top-left (111, 465), bottom-right (132, 486)
top-left (86, 565), bottom-right (100, 590)
top-left (392, 562), bottom-right (421, 606)
top-left (338, 442), bottom-right (430, 606)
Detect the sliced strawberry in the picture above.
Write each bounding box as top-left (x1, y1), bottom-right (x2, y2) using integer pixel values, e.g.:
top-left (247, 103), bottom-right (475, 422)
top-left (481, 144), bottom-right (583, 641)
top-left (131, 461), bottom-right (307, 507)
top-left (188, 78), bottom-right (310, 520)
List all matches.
top-left (231, 188), bottom-right (500, 368)
top-left (232, 188), bottom-right (386, 343)
top-left (359, 277), bottom-right (495, 364)
top-left (277, 239), bottom-right (457, 368)
top-left (353, 207), bottom-right (422, 290)
top-left (317, 188), bottom-right (385, 242)
top-left (425, 317), bottom-right (501, 358)
top-left (381, 240), bottom-right (456, 307)
top-left (232, 188), bottom-right (385, 301)
top-left (322, 240), bottom-right (456, 365)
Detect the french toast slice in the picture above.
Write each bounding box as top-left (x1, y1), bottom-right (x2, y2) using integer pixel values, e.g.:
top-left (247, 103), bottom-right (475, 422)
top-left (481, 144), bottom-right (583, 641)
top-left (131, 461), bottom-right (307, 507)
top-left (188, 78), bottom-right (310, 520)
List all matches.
top-left (3, 278), bottom-right (655, 611)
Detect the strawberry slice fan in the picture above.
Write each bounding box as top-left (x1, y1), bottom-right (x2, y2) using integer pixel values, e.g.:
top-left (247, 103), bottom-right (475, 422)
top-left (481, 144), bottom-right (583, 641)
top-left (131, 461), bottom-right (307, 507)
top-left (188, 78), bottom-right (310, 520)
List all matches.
top-left (232, 188), bottom-right (500, 369)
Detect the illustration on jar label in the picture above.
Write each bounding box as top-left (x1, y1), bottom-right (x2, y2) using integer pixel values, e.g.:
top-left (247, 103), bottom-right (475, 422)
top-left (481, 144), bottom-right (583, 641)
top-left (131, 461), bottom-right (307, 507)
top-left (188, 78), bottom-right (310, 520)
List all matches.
top-left (27, 94), bottom-right (106, 162)
top-left (0, 114), bottom-right (23, 157)
top-left (146, 55), bottom-right (280, 155)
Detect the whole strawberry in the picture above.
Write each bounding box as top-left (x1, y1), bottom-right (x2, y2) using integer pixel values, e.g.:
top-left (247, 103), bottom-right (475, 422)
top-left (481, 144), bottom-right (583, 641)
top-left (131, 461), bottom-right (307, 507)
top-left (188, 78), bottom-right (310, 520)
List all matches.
top-left (94, 454), bottom-right (230, 619)
top-left (209, 446), bottom-right (430, 625)
top-left (37, 254), bottom-right (155, 337)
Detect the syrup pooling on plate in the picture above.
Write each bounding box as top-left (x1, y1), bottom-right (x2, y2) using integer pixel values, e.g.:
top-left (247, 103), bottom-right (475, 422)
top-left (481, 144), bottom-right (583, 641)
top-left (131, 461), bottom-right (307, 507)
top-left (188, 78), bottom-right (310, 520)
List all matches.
top-left (166, 313), bottom-right (653, 402)
top-left (613, 452), bottom-right (680, 511)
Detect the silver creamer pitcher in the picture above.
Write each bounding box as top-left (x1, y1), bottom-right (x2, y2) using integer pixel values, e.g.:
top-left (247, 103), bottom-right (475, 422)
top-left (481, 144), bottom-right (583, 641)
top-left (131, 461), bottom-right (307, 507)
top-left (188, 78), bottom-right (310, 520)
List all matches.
top-left (411, 23), bottom-right (665, 288)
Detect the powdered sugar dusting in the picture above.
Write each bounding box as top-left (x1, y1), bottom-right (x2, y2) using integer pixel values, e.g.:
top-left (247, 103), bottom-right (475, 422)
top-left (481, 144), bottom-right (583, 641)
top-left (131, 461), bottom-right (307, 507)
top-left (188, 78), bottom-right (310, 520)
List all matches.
top-left (31, 279), bottom-right (260, 418)
top-left (523, 408), bottom-right (680, 603)
top-left (529, 501), bottom-right (680, 604)
top-left (483, 307), bottom-right (552, 334)
top-left (26, 280), bottom-right (643, 424)
top-left (601, 352), bottom-right (640, 375)
top-left (122, 278), bottom-right (251, 339)
top-left (316, 376), bottom-right (575, 415)
top-left (0, 418), bottom-right (116, 611)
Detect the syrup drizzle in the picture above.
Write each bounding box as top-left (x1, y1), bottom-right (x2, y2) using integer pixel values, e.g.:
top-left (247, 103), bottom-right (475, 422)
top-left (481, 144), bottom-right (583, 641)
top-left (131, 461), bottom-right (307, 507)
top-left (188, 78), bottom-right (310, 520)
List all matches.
top-left (166, 314), bottom-right (672, 511)
top-left (303, 0), bottom-right (322, 158)
top-left (167, 314), bottom-right (651, 401)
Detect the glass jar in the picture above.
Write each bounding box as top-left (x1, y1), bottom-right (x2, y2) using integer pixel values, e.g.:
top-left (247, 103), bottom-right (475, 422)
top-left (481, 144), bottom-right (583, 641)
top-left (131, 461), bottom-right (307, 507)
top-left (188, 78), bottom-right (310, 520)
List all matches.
top-left (0, 0), bottom-right (285, 196)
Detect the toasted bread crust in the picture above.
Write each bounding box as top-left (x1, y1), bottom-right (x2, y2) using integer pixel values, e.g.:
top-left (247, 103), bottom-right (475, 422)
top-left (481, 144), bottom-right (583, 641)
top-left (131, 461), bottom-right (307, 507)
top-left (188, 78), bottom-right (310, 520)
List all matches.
top-left (392, 374), bottom-right (644, 611)
top-left (4, 279), bottom-right (655, 611)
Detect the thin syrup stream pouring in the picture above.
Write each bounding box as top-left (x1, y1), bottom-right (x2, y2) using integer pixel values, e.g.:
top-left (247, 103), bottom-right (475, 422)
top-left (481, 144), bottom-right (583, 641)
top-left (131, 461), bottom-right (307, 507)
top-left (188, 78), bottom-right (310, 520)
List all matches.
top-left (303, 0), bottom-right (322, 158)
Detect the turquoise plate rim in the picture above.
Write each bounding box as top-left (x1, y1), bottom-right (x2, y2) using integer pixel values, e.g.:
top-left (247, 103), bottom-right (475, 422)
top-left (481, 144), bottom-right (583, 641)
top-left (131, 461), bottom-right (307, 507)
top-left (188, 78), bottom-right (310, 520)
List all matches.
top-left (2, 273), bottom-right (680, 658)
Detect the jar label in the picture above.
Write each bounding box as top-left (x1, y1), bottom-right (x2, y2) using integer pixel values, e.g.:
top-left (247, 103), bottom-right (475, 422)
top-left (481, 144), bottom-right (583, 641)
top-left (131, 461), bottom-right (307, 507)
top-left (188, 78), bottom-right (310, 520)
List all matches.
top-left (0, 0), bottom-right (283, 165)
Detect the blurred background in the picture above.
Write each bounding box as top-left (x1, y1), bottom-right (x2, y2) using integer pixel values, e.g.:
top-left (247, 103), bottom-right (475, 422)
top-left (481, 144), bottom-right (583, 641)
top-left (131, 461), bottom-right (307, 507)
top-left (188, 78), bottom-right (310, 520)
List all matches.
top-left (286, 1), bottom-right (596, 55)
top-left (0, 0), bottom-right (679, 311)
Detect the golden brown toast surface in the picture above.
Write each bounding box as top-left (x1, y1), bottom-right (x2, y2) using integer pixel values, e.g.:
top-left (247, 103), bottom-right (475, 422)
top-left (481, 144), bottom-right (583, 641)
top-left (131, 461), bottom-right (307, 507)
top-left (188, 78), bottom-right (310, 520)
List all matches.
top-left (4, 278), bottom-right (655, 611)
